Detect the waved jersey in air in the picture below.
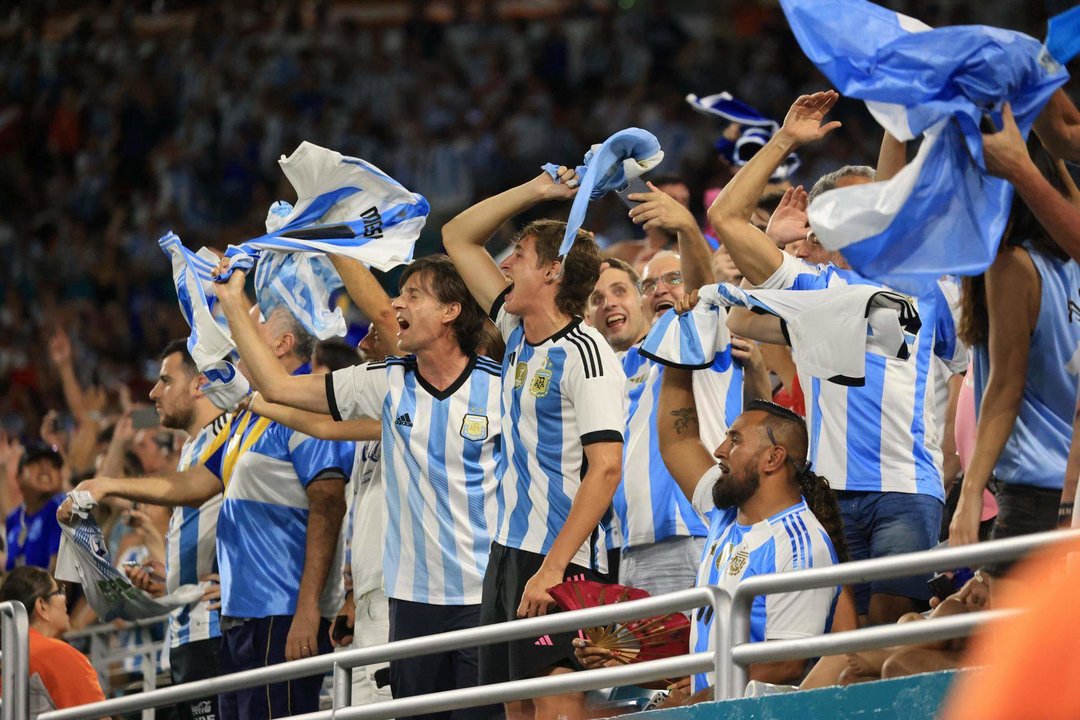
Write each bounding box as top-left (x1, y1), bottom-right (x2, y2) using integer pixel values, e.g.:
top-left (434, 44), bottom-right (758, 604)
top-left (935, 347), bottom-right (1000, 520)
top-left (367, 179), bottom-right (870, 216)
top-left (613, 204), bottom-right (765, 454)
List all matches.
top-left (758, 254), bottom-right (965, 499)
top-left (202, 366), bottom-right (352, 619)
top-left (167, 412), bottom-right (229, 648)
top-left (612, 345), bottom-right (740, 550)
top-left (328, 355), bottom-right (502, 605)
top-left (491, 290), bottom-right (627, 572)
top-left (973, 246), bottom-right (1080, 489)
top-left (688, 466), bottom-right (839, 694)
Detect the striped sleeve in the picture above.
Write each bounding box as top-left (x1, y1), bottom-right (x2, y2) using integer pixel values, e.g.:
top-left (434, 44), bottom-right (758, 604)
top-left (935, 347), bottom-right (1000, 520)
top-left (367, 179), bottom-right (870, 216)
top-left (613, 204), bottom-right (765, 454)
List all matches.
top-left (763, 516), bottom-right (838, 640)
top-left (564, 326), bottom-right (627, 444)
top-left (197, 415), bottom-right (233, 487)
top-left (328, 362), bottom-right (390, 422)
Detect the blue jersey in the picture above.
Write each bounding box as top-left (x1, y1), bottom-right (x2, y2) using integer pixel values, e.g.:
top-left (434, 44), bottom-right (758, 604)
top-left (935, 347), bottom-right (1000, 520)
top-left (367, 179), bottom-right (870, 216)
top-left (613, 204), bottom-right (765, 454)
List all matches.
top-left (688, 467), bottom-right (839, 694)
top-left (166, 412), bottom-right (229, 648)
top-left (328, 355), bottom-right (502, 605)
top-left (611, 346), bottom-right (735, 550)
top-left (973, 246), bottom-right (1080, 489)
top-left (6, 494), bottom-right (65, 571)
top-left (759, 254), bottom-right (963, 499)
top-left (204, 368), bottom-right (353, 619)
top-left (492, 292), bottom-right (627, 572)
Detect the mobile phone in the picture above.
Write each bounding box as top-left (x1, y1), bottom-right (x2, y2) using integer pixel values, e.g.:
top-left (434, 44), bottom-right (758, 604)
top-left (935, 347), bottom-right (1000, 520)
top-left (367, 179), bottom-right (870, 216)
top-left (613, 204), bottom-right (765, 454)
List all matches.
top-left (332, 614), bottom-right (354, 644)
top-left (927, 572), bottom-right (955, 602)
top-left (615, 177), bottom-right (652, 208)
top-left (131, 406), bottom-right (160, 430)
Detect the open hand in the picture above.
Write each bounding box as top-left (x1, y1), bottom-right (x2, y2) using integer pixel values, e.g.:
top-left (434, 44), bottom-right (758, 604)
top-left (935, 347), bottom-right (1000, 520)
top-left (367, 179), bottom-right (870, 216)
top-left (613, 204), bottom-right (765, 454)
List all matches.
top-left (765, 185), bottom-right (810, 247)
top-left (778, 91), bottom-right (843, 148)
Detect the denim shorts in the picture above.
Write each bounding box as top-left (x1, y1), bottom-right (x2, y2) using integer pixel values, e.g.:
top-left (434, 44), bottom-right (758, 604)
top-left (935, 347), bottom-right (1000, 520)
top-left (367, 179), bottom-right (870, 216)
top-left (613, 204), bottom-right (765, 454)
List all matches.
top-left (836, 490), bottom-right (943, 615)
top-left (984, 482), bottom-right (1060, 577)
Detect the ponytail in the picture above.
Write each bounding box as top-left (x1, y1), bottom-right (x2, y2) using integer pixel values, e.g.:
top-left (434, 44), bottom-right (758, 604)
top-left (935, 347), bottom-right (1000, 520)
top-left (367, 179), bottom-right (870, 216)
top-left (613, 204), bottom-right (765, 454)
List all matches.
top-left (795, 465), bottom-right (849, 563)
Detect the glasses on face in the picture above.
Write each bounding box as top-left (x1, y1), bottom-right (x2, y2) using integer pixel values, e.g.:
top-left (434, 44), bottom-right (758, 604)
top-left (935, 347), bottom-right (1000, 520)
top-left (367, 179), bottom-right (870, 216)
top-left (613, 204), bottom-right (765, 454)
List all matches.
top-left (641, 271), bottom-right (684, 295)
top-left (42, 587), bottom-right (66, 602)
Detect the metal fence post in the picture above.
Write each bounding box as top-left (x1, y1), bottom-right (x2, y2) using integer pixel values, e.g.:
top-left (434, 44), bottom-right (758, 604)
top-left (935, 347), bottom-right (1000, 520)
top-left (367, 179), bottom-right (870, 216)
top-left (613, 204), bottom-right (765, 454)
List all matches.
top-left (333, 662), bottom-right (352, 713)
top-left (1, 600), bottom-right (30, 720)
top-left (705, 586), bottom-right (733, 702)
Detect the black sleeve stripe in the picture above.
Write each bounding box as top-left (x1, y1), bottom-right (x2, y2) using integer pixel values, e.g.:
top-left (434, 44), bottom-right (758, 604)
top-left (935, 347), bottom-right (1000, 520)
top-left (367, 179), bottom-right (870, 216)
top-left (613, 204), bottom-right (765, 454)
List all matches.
top-left (476, 364), bottom-right (502, 377)
top-left (565, 333), bottom-right (597, 379)
top-left (326, 373), bottom-right (343, 422)
top-left (581, 429), bottom-right (623, 446)
top-left (568, 328), bottom-right (603, 378)
top-left (489, 285), bottom-right (511, 321)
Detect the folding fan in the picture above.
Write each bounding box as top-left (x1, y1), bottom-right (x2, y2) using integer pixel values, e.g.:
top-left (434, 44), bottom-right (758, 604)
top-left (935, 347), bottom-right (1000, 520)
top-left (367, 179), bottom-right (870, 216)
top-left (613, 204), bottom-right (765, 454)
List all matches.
top-left (548, 579), bottom-right (690, 664)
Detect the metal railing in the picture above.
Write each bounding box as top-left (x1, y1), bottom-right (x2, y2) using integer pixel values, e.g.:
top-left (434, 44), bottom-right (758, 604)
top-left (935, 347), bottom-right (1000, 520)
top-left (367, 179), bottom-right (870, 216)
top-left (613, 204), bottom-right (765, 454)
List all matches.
top-left (724, 529), bottom-right (1080, 696)
top-left (0, 601), bottom-right (29, 720)
top-left (39, 586), bottom-right (731, 720)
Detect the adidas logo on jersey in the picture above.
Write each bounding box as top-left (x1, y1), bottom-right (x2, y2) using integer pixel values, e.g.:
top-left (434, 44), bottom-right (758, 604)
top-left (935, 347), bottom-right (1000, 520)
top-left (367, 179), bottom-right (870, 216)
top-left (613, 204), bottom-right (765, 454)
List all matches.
top-left (534, 635), bottom-right (554, 646)
top-left (394, 413), bottom-right (413, 427)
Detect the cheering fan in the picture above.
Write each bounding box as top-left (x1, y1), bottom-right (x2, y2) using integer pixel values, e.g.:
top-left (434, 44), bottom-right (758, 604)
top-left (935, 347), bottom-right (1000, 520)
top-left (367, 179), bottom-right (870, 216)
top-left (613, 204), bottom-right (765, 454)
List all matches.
top-left (548, 579), bottom-right (690, 664)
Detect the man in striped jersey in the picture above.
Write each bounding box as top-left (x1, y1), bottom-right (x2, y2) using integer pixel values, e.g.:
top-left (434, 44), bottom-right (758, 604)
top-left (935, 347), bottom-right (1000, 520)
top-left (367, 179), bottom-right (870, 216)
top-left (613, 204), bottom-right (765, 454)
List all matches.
top-left (710, 91), bottom-right (966, 625)
top-left (215, 255), bottom-right (504, 719)
top-left (444, 168), bottom-right (626, 720)
top-left (150, 340), bottom-right (229, 720)
top-left (588, 184), bottom-right (771, 599)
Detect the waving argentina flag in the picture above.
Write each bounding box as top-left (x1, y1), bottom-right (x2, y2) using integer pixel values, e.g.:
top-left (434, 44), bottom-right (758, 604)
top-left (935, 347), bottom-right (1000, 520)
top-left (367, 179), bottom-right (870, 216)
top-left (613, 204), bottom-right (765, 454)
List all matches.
top-left (781, 0), bottom-right (1078, 295)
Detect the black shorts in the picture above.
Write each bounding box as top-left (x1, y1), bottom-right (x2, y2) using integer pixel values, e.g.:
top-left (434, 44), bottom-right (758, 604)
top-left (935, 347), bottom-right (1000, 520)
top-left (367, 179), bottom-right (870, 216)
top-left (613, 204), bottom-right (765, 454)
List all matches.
top-left (170, 637), bottom-right (221, 720)
top-left (477, 542), bottom-right (606, 685)
top-left (985, 483), bottom-right (1060, 577)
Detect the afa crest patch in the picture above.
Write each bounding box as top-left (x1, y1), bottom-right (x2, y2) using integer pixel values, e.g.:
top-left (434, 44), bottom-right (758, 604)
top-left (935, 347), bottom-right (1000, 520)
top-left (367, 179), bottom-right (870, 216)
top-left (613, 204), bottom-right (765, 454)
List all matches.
top-left (529, 358), bottom-right (553, 398)
top-left (728, 548), bottom-right (749, 576)
top-left (460, 414), bottom-right (489, 441)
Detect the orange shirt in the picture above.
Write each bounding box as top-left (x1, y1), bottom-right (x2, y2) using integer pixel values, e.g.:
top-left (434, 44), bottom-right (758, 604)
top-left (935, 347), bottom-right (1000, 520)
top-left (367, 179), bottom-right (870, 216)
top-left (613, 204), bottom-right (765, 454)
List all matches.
top-left (27, 627), bottom-right (106, 713)
top-left (939, 537), bottom-right (1080, 720)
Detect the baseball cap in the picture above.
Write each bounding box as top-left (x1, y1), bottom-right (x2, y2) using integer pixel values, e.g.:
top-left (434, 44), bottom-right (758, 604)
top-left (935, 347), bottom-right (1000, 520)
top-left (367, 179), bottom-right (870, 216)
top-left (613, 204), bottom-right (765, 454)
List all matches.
top-left (19, 443), bottom-right (63, 472)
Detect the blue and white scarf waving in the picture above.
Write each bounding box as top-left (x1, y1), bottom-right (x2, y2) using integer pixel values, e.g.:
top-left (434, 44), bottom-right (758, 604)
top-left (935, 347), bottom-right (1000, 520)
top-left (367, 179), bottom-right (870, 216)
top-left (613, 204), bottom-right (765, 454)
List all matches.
top-left (686, 92), bottom-right (800, 181)
top-left (641, 283), bottom-right (921, 387)
top-left (781, 0), bottom-right (1077, 295)
top-left (542, 128), bottom-right (664, 255)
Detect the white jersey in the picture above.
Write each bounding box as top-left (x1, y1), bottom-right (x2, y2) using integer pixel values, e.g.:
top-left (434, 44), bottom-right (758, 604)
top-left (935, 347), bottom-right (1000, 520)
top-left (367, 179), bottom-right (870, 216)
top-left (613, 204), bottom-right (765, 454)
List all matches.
top-left (757, 254), bottom-right (964, 499)
top-left (166, 413), bottom-right (229, 649)
top-left (328, 355), bottom-right (502, 605)
top-left (346, 441), bottom-right (385, 598)
top-left (491, 291), bottom-right (627, 572)
top-left (612, 346), bottom-right (733, 549)
top-left (689, 466), bottom-right (839, 694)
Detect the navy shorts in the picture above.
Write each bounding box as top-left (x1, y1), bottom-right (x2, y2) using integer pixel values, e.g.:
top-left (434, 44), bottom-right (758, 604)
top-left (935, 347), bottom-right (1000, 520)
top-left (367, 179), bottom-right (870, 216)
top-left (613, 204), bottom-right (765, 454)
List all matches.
top-left (837, 490), bottom-right (943, 615)
top-left (387, 598), bottom-right (500, 720)
top-left (217, 616), bottom-right (331, 720)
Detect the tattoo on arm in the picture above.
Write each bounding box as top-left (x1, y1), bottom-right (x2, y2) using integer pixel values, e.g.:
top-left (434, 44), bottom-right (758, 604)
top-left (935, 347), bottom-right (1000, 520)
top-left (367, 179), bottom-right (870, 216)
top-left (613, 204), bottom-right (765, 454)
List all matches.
top-left (671, 407), bottom-right (698, 435)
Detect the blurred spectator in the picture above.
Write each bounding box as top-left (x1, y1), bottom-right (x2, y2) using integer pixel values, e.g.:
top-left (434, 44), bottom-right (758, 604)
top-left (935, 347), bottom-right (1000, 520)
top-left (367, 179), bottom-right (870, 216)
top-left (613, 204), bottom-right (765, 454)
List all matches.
top-left (0, 566), bottom-right (107, 718)
top-left (5, 444), bottom-right (65, 573)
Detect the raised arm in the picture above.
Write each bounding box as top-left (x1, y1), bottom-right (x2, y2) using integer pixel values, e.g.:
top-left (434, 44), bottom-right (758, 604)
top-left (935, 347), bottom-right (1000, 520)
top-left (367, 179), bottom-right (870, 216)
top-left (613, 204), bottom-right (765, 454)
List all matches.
top-left (327, 255), bottom-right (399, 357)
top-left (627, 181), bottom-right (715, 290)
top-left (249, 393), bottom-right (380, 442)
top-left (658, 366), bottom-right (720, 503)
top-left (1034, 88), bottom-right (1080, 163)
top-left (949, 248), bottom-right (1038, 546)
top-left (59, 465), bottom-right (222, 522)
top-left (442, 167), bottom-right (578, 313)
top-left (212, 263), bottom-right (328, 413)
top-left (876, 132), bottom-right (907, 182)
top-left (984, 102), bottom-right (1080, 263)
top-left (709, 91), bottom-right (842, 285)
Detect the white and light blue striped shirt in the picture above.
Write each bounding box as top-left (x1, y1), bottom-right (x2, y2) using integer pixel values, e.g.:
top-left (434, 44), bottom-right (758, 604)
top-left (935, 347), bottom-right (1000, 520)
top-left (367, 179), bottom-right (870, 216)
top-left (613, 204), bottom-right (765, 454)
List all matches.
top-left (612, 346), bottom-right (737, 550)
top-left (166, 412), bottom-right (229, 649)
top-left (492, 293), bottom-right (627, 573)
top-left (688, 467), bottom-right (839, 694)
top-left (758, 254), bottom-right (964, 499)
top-left (328, 355), bottom-right (502, 605)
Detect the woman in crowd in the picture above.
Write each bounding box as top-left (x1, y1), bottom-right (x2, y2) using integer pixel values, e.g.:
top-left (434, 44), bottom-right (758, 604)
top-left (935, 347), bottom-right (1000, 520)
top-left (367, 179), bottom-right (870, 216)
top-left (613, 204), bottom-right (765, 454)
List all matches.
top-left (0, 566), bottom-right (107, 719)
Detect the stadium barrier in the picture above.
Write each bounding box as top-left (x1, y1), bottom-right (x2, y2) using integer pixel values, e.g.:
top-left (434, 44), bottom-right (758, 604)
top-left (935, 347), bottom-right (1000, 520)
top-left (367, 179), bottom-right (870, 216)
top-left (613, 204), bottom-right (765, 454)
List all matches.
top-left (0, 600), bottom-right (29, 720)
top-left (0, 529), bottom-right (1072, 720)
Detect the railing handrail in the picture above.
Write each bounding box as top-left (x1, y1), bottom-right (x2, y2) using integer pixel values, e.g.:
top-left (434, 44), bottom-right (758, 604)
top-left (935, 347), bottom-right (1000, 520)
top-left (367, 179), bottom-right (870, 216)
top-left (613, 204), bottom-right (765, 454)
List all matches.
top-left (1, 600), bottom-right (29, 720)
top-left (39, 586), bottom-right (731, 720)
top-left (725, 529), bottom-right (1078, 695)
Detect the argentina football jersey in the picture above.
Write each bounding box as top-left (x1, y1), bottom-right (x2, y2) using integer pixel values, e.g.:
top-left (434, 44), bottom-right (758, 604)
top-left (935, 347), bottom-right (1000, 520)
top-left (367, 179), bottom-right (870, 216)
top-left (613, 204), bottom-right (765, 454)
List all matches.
top-left (166, 412), bottom-right (230, 648)
top-left (687, 466), bottom-right (839, 694)
top-left (612, 345), bottom-right (735, 550)
top-left (757, 253), bottom-right (964, 499)
top-left (327, 354), bottom-right (502, 604)
top-left (491, 294), bottom-right (627, 572)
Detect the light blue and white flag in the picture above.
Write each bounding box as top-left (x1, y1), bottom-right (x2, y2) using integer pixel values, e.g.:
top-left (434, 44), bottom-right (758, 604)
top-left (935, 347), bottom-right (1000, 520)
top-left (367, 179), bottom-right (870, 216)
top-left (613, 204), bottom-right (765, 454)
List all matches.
top-left (221, 141), bottom-right (429, 273)
top-left (159, 232), bottom-right (251, 410)
top-left (781, 0), bottom-right (1075, 295)
top-left (542, 128), bottom-right (664, 254)
top-left (641, 283), bottom-right (921, 386)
